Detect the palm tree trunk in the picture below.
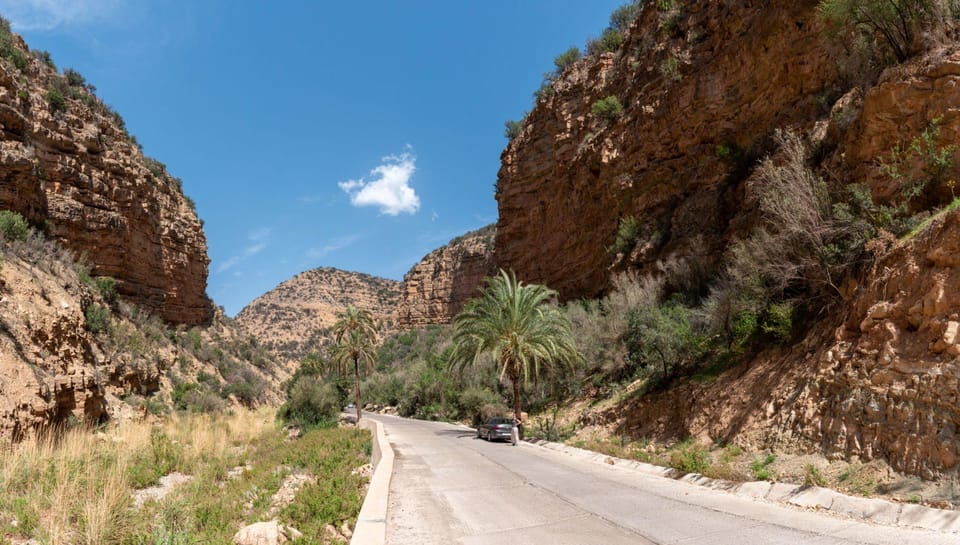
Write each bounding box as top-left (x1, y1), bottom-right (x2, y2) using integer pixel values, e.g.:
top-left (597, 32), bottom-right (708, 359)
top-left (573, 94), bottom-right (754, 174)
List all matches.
top-left (354, 355), bottom-right (362, 421)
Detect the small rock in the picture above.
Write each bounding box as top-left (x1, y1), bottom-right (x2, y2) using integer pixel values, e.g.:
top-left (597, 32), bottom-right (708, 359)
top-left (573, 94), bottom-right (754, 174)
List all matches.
top-left (604, 457), bottom-right (615, 465)
top-left (324, 523), bottom-right (346, 542)
top-left (233, 520), bottom-right (302, 545)
top-left (351, 463), bottom-right (372, 478)
top-left (340, 521), bottom-right (353, 539)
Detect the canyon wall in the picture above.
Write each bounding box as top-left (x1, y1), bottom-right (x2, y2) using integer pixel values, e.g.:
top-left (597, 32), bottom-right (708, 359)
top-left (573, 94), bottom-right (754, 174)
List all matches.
top-left (496, 0), bottom-right (839, 300)
top-left (396, 224), bottom-right (496, 328)
top-left (499, 1), bottom-right (960, 478)
top-left (0, 33), bottom-right (210, 325)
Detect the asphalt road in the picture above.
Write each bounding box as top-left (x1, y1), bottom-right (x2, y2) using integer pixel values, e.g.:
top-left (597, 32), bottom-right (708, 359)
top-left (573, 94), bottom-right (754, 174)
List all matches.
top-left (369, 414), bottom-right (957, 545)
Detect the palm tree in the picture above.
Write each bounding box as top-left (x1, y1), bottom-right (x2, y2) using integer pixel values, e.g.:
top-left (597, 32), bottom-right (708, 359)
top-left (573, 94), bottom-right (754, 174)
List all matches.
top-left (332, 305), bottom-right (379, 421)
top-left (449, 269), bottom-right (580, 423)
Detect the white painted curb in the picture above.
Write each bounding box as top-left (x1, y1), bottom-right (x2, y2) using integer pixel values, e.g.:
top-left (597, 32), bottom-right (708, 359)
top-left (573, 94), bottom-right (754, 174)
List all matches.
top-left (351, 418), bottom-right (394, 545)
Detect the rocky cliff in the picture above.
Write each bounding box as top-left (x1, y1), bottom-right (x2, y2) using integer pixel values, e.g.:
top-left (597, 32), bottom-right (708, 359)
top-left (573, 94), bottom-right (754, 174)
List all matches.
top-left (0, 27), bottom-right (274, 440)
top-left (496, 0), bottom-right (839, 300)
top-left (0, 32), bottom-right (210, 325)
top-left (397, 224), bottom-right (496, 328)
top-left (498, 0), bottom-right (960, 480)
top-left (235, 268), bottom-right (402, 366)
top-left (0, 229), bottom-right (280, 440)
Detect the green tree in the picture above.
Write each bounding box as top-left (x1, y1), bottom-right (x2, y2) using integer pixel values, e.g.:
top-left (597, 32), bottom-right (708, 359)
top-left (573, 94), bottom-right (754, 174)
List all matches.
top-left (449, 269), bottom-right (581, 422)
top-left (817, 0), bottom-right (957, 63)
top-left (332, 305), bottom-right (379, 421)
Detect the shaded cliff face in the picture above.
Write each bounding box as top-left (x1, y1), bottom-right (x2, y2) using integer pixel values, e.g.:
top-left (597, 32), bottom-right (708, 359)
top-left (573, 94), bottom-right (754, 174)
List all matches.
top-left (236, 268), bottom-right (401, 366)
top-left (397, 224), bottom-right (497, 328)
top-left (496, 0), bottom-right (838, 300)
top-left (0, 33), bottom-right (210, 325)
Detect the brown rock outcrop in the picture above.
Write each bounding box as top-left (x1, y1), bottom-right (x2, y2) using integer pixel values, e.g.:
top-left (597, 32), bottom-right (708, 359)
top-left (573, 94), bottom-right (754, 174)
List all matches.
top-left (496, 0), bottom-right (839, 299)
top-left (0, 235), bottom-right (280, 440)
top-left (397, 224), bottom-right (496, 328)
top-left (0, 33), bottom-right (210, 325)
top-left (612, 207), bottom-right (960, 480)
top-left (236, 268), bottom-right (401, 366)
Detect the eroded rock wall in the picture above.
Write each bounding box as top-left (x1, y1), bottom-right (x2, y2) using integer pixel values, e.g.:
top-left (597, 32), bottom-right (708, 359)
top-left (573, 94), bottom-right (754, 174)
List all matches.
top-left (397, 225), bottom-right (497, 328)
top-left (496, 0), bottom-right (838, 299)
top-left (0, 33), bottom-right (210, 325)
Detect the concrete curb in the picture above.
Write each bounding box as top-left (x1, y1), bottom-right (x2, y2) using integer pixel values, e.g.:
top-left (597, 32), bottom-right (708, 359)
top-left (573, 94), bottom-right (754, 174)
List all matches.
top-left (351, 418), bottom-right (394, 545)
top-left (528, 439), bottom-right (960, 534)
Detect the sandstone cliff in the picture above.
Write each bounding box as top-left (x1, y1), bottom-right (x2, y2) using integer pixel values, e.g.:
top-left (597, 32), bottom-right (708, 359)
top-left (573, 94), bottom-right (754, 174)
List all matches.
top-left (497, 0), bottom-right (839, 300)
top-left (236, 268), bottom-right (401, 366)
top-left (0, 32), bottom-right (210, 325)
top-left (397, 224), bottom-right (496, 328)
top-left (0, 230), bottom-right (281, 440)
top-left (498, 1), bottom-right (960, 480)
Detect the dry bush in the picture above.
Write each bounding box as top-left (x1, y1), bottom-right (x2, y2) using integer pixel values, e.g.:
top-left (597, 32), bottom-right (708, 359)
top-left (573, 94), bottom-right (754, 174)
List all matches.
top-left (730, 130), bottom-right (849, 302)
top-left (567, 271), bottom-right (663, 379)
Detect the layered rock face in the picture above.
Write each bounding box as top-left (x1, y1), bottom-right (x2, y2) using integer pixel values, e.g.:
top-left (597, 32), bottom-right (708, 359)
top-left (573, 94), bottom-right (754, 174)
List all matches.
top-left (236, 268), bottom-right (402, 366)
top-left (0, 237), bottom-right (280, 440)
top-left (0, 34), bottom-right (210, 325)
top-left (397, 224), bottom-right (496, 328)
top-left (496, 0), bottom-right (838, 300)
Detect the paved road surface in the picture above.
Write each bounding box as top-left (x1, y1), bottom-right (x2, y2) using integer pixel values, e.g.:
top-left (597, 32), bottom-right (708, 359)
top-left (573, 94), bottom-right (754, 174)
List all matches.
top-left (370, 414), bottom-right (956, 545)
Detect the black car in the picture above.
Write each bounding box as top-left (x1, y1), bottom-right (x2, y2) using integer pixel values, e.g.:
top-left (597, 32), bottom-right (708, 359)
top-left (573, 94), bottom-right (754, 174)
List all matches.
top-left (477, 417), bottom-right (514, 441)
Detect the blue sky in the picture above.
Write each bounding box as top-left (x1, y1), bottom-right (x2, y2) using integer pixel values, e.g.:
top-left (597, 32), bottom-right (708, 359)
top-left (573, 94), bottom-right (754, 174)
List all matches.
top-left (1, 0), bottom-right (625, 315)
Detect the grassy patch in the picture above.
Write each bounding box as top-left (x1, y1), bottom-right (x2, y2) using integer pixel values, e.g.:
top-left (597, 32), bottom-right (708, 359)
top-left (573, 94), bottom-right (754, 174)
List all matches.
top-left (751, 454), bottom-right (777, 481)
top-left (0, 409), bottom-right (370, 544)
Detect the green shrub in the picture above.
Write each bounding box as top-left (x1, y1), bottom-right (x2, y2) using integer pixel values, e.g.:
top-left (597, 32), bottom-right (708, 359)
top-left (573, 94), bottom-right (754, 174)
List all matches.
top-left (0, 210), bottom-right (29, 242)
top-left (504, 119), bottom-right (523, 140)
top-left (45, 88), bottom-right (66, 113)
top-left (817, 0), bottom-right (958, 63)
top-left (610, 1), bottom-right (644, 32)
top-left (591, 95), bottom-right (624, 122)
top-left (624, 301), bottom-right (707, 380)
top-left (660, 55), bottom-right (680, 81)
top-left (669, 441), bottom-right (711, 474)
top-left (95, 276), bottom-right (117, 304)
top-left (128, 429), bottom-right (183, 488)
top-left (31, 49), bottom-right (55, 69)
top-left (84, 304), bottom-right (111, 334)
top-left (63, 68), bottom-right (86, 88)
top-left (609, 215), bottom-right (642, 254)
top-left (751, 454), bottom-right (777, 481)
top-left (279, 376), bottom-right (340, 428)
top-left (761, 302), bottom-right (793, 341)
top-left (0, 22), bottom-right (28, 73)
top-left (553, 46), bottom-right (581, 74)
top-left (586, 28), bottom-right (625, 56)
top-left (458, 386), bottom-right (503, 424)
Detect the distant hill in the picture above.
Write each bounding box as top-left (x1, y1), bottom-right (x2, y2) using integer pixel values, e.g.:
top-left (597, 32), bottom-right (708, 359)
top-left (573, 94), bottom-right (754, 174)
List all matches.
top-left (235, 268), bottom-right (402, 366)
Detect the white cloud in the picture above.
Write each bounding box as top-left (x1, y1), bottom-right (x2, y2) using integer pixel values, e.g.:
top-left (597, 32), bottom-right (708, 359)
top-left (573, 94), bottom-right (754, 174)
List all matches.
top-left (306, 234), bottom-right (360, 259)
top-left (216, 256), bottom-right (241, 274)
top-left (0, 0), bottom-right (128, 31)
top-left (338, 151), bottom-right (420, 215)
top-left (215, 228), bottom-right (271, 274)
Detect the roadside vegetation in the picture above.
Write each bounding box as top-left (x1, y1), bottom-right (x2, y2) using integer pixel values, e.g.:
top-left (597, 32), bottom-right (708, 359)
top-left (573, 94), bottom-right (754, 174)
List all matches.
top-left (0, 409), bottom-right (370, 544)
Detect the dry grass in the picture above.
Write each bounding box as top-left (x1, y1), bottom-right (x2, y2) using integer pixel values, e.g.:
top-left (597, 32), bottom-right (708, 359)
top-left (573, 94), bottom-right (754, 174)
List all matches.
top-left (0, 409), bottom-right (281, 544)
